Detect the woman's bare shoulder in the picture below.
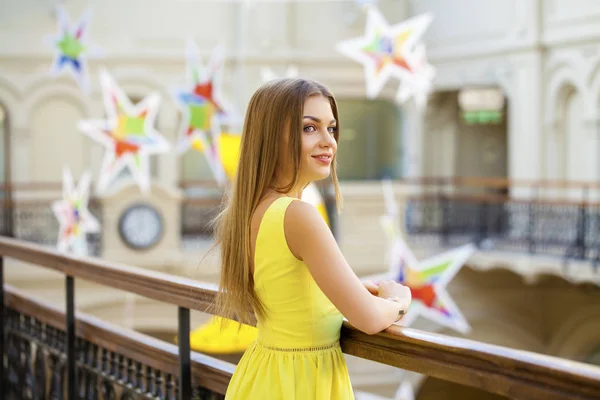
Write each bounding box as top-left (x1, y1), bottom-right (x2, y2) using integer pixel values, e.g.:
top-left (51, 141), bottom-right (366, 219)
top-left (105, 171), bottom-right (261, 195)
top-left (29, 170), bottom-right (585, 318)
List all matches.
top-left (284, 199), bottom-right (332, 259)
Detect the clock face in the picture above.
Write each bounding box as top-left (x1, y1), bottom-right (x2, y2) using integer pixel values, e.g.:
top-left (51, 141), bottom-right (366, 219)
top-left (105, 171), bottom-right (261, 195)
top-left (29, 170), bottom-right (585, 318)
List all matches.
top-left (118, 204), bottom-right (164, 250)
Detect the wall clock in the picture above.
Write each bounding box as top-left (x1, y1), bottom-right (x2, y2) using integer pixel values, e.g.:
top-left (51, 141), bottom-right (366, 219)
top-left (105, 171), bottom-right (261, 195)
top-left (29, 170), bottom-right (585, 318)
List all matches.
top-left (118, 204), bottom-right (164, 250)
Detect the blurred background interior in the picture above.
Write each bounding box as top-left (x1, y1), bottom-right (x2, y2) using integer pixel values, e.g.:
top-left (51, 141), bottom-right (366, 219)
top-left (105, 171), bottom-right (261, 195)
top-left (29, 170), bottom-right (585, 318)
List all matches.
top-left (1, 0), bottom-right (600, 399)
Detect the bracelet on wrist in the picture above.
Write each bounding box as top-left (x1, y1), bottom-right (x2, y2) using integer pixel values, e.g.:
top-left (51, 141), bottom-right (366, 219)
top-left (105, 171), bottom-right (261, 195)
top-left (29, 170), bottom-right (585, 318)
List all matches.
top-left (386, 296), bottom-right (407, 322)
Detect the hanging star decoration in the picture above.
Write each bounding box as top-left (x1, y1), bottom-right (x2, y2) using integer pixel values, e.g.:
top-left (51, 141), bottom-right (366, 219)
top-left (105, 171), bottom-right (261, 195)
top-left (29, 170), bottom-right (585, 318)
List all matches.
top-left (395, 43), bottom-right (436, 111)
top-left (78, 70), bottom-right (170, 193)
top-left (173, 42), bottom-right (236, 186)
top-left (48, 5), bottom-right (100, 92)
top-left (336, 7), bottom-right (434, 101)
top-left (361, 179), bottom-right (474, 334)
top-left (260, 65), bottom-right (299, 82)
top-left (51, 168), bottom-right (100, 257)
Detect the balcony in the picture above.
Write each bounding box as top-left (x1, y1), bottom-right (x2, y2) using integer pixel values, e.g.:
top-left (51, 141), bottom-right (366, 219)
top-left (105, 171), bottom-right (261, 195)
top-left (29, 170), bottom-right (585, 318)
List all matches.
top-left (1, 237), bottom-right (600, 399)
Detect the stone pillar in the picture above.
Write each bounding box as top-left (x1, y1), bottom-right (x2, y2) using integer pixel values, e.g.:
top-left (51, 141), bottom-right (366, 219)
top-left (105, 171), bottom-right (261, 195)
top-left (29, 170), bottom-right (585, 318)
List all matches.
top-left (402, 101), bottom-right (425, 179)
top-left (501, 52), bottom-right (544, 199)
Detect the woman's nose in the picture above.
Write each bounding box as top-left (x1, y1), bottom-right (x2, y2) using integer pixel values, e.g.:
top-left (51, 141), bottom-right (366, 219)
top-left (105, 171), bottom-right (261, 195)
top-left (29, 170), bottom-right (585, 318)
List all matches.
top-left (321, 131), bottom-right (335, 147)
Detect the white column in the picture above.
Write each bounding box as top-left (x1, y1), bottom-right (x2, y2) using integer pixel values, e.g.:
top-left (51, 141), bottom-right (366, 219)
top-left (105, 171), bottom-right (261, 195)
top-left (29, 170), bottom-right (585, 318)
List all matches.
top-left (504, 52), bottom-right (544, 198)
top-left (402, 101), bottom-right (425, 178)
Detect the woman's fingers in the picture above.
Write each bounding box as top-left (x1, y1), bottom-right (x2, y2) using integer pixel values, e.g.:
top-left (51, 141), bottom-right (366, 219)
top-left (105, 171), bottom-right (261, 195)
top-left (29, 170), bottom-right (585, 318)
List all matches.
top-left (363, 280), bottom-right (379, 295)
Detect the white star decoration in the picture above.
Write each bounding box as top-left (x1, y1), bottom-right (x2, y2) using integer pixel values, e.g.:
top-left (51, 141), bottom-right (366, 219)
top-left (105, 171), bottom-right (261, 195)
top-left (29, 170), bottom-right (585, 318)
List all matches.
top-left (260, 65), bottom-right (299, 82)
top-left (47, 6), bottom-right (97, 92)
top-left (337, 7), bottom-right (436, 110)
top-left (361, 179), bottom-right (474, 334)
top-left (172, 42), bottom-right (237, 186)
top-left (78, 70), bottom-right (170, 193)
top-left (336, 7), bottom-right (433, 99)
top-left (395, 43), bottom-right (436, 111)
top-left (51, 168), bottom-right (100, 256)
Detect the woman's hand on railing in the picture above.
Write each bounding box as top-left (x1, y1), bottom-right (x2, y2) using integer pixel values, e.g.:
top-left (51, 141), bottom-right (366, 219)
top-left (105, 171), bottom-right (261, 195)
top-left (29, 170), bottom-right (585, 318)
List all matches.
top-left (363, 280), bottom-right (411, 323)
top-left (377, 281), bottom-right (411, 305)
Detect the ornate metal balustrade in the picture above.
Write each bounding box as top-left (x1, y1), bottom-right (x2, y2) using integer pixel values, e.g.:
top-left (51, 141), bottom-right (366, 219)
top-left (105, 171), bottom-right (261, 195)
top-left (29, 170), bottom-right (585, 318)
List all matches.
top-left (0, 183), bottom-right (102, 256)
top-left (1, 237), bottom-right (600, 399)
top-left (402, 178), bottom-right (600, 268)
top-left (3, 285), bottom-right (231, 400)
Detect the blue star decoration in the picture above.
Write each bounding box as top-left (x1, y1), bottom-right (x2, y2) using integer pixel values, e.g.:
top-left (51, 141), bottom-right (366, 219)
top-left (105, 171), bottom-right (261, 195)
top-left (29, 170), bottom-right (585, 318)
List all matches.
top-left (49, 6), bottom-right (100, 92)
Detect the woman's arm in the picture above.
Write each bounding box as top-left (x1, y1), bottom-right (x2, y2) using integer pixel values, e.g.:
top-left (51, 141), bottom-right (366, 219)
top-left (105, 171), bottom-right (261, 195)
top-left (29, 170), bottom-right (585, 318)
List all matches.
top-left (285, 200), bottom-right (409, 335)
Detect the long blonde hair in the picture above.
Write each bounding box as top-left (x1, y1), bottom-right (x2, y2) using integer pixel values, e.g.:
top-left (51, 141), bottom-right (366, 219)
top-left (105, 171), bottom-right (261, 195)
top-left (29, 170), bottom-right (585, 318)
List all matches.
top-left (214, 78), bottom-right (342, 325)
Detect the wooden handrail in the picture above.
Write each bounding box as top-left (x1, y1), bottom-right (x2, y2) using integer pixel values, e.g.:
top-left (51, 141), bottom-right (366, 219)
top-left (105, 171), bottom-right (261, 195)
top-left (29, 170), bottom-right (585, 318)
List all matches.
top-left (4, 285), bottom-right (234, 394)
top-left (1, 236), bottom-right (600, 399)
top-left (341, 324), bottom-right (600, 400)
top-left (0, 237), bottom-right (218, 313)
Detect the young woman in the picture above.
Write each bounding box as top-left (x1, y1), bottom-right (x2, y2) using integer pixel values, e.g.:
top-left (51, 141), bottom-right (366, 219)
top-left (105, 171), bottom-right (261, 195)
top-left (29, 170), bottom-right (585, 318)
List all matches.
top-left (215, 78), bottom-right (412, 399)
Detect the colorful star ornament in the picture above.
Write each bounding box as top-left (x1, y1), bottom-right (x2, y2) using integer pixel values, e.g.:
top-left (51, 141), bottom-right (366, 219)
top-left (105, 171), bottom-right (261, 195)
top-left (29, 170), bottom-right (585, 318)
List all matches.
top-left (51, 168), bottom-right (100, 257)
top-left (336, 7), bottom-right (433, 100)
top-left (48, 5), bottom-right (100, 92)
top-left (361, 179), bottom-right (475, 334)
top-left (395, 43), bottom-right (436, 111)
top-left (78, 70), bottom-right (170, 193)
top-left (260, 65), bottom-right (299, 82)
top-left (173, 42), bottom-right (237, 186)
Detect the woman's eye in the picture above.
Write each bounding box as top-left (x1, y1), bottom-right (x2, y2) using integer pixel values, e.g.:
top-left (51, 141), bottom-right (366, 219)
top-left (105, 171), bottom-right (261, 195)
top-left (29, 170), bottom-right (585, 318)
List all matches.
top-left (328, 126), bottom-right (338, 134)
top-left (303, 125), bottom-right (316, 133)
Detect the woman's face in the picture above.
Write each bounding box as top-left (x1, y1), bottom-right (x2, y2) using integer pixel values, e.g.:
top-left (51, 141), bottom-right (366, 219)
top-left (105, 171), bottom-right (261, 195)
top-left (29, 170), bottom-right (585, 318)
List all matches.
top-left (298, 95), bottom-right (338, 184)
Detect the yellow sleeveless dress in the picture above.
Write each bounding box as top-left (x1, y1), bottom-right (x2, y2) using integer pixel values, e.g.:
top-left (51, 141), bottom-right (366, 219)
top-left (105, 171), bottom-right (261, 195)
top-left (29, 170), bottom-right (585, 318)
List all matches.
top-left (225, 197), bottom-right (355, 399)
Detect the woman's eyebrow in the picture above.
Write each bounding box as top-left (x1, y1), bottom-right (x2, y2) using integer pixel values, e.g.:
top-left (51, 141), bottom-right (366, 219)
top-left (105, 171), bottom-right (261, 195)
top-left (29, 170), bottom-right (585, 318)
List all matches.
top-left (303, 115), bottom-right (337, 124)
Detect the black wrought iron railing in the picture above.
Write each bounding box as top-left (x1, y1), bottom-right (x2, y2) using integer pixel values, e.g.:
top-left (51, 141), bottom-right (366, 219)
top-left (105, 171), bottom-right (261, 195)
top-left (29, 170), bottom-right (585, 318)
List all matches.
top-left (4, 178), bottom-right (600, 269)
top-left (402, 178), bottom-right (600, 269)
top-left (3, 284), bottom-right (232, 400)
top-left (0, 239), bottom-right (233, 399)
